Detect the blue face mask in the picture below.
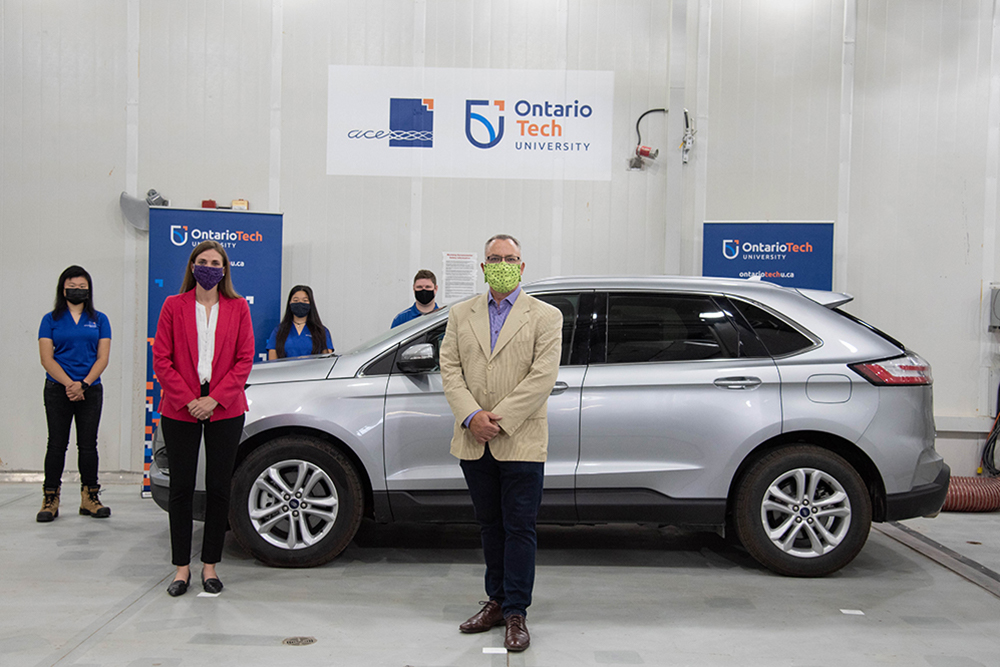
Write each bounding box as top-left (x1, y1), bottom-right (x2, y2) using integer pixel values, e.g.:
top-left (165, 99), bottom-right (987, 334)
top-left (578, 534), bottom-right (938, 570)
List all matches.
top-left (192, 264), bottom-right (225, 290)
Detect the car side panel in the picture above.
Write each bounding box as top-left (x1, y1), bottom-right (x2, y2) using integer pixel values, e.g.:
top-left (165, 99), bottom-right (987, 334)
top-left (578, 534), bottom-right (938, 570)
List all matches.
top-left (859, 385), bottom-right (943, 494)
top-left (776, 358), bottom-right (880, 444)
top-left (242, 376), bottom-right (390, 492)
top-left (578, 358), bottom-right (782, 503)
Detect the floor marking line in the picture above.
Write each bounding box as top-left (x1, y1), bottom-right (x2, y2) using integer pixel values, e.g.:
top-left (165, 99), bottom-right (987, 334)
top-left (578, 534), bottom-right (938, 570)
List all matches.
top-left (875, 521), bottom-right (1000, 599)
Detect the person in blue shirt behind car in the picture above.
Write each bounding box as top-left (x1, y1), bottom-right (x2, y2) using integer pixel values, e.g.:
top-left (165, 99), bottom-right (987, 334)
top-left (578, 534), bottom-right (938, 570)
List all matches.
top-left (267, 285), bottom-right (334, 359)
top-left (36, 265), bottom-right (112, 523)
top-left (391, 269), bottom-right (439, 328)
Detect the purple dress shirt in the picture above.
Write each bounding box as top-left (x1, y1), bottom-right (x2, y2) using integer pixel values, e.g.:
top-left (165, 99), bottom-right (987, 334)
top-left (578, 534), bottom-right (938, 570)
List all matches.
top-left (463, 286), bottom-right (522, 428)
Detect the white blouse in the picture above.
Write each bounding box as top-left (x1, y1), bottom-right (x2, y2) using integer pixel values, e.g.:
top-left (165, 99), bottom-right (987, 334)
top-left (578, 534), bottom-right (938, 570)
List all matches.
top-left (195, 300), bottom-right (219, 384)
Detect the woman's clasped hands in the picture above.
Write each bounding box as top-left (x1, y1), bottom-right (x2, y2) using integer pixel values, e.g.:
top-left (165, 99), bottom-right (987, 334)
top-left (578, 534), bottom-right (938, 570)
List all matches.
top-left (185, 396), bottom-right (218, 421)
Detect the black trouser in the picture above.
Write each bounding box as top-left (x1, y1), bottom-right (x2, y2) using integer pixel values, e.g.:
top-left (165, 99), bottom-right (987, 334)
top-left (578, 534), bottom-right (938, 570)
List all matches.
top-left (160, 405), bottom-right (244, 567)
top-left (43, 380), bottom-right (103, 489)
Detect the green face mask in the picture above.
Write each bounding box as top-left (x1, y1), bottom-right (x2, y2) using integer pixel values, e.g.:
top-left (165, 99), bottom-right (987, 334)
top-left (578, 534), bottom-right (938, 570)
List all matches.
top-left (484, 261), bottom-right (522, 294)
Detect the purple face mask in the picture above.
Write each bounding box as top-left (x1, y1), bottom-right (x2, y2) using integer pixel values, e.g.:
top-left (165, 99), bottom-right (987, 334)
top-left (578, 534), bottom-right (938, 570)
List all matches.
top-left (192, 264), bottom-right (225, 291)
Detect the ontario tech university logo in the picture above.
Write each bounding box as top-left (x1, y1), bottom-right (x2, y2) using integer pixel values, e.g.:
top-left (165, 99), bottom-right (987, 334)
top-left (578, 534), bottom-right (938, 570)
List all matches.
top-left (171, 225), bottom-right (189, 247)
top-left (170, 224), bottom-right (263, 249)
top-left (466, 100), bottom-right (505, 149)
top-left (723, 238), bottom-right (814, 261)
top-left (347, 98), bottom-right (434, 148)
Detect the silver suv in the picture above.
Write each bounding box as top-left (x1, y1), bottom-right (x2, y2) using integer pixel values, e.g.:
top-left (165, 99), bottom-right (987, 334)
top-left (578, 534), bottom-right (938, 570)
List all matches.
top-left (149, 276), bottom-right (949, 577)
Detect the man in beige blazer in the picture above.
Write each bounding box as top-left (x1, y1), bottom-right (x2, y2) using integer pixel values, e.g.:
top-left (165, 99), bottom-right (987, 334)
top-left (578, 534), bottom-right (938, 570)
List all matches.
top-left (440, 234), bottom-right (562, 652)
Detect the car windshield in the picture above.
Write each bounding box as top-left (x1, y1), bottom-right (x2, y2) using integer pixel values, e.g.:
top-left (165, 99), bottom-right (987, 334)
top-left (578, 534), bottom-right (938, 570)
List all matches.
top-left (340, 305), bottom-right (451, 357)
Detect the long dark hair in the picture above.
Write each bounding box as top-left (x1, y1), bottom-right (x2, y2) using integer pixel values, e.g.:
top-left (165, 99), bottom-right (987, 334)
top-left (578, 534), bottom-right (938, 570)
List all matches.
top-left (275, 285), bottom-right (329, 357)
top-left (179, 240), bottom-right (241, 298)
top-left (53, 265), bottom-right (96, 321)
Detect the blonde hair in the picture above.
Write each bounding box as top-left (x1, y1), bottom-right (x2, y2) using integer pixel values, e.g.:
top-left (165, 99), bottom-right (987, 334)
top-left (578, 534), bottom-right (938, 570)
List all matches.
top-left (179, 240), bottom-right (241, 299)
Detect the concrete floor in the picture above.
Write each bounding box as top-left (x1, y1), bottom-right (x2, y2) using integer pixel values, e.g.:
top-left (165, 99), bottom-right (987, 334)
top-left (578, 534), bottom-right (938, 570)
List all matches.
top-left (2, 482), bottom-right (998, 667)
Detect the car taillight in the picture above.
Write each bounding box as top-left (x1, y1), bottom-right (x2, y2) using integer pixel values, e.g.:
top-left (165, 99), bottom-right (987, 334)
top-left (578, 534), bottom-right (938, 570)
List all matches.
top-left (849, 353), bottom-right (932, 386)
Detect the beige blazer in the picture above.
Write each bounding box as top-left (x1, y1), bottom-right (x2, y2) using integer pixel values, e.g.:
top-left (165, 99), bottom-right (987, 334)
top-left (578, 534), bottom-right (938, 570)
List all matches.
top-left (440, 290), bottom-right (562, 462)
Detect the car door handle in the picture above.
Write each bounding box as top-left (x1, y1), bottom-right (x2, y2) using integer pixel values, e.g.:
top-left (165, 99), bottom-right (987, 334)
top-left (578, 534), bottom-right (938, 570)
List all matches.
top-left (550, 381), bottom-right (569, 395)
top-left (714, 376), bottom-right (762, 390)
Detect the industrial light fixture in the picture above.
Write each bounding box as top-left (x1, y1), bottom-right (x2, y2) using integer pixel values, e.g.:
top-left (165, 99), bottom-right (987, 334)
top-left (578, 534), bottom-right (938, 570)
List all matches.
top-left (119, 188), bottom-right (168, 231)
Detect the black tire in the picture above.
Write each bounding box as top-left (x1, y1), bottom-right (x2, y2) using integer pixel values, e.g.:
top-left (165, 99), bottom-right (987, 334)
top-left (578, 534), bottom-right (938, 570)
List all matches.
top-left (229, 436), bottom-right (364, 568)
top-left (734, 445), bottom-right (872, 577)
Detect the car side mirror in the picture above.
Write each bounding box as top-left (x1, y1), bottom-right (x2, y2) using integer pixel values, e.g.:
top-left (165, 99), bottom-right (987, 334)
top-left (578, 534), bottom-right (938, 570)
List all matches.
top-left (397, 343), bottom-right (437, 373)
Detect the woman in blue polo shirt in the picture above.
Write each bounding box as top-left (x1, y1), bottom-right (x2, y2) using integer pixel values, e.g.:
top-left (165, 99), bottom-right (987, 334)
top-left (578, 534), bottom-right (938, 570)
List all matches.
top-left (266, 285), bottom-right (334, 359)
top-left (36, 265), bottom-right (112, 523)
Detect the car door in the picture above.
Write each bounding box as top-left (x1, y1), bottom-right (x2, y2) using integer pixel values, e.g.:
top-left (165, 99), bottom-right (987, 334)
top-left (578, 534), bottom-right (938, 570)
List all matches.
top-left (382, 291), bottom-right (590, 522)
top-left (576, 291), bottom-right (782, 524)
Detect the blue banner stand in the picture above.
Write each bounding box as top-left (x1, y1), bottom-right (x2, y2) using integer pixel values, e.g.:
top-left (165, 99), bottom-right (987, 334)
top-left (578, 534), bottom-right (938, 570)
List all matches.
top-left (143, 208), bottom-right (283, 497)
top-left (702, 222), bottom-right (834, 291)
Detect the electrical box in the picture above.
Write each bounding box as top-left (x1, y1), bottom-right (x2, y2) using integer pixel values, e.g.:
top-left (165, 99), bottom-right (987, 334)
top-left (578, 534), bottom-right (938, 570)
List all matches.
top-left (991, 285), bottom-right (1000, 330)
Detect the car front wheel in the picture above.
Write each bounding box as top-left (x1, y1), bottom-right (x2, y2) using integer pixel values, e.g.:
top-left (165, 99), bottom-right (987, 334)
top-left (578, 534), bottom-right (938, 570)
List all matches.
top-left (735, 445), bottom-right (872, 577)
top-left (230, 436), bottom-right (364, 568)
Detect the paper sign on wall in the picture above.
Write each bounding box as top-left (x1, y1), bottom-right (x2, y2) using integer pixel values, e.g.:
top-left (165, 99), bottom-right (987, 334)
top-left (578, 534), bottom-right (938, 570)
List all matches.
top-left (328, 66), bottom-right (615, 181)
top-left (442, 252), bottom-right (478, 303)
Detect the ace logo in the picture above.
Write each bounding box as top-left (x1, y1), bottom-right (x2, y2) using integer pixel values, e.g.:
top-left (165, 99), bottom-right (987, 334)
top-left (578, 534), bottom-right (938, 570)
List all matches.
top-left (389, 98), bottom-right (434, 148)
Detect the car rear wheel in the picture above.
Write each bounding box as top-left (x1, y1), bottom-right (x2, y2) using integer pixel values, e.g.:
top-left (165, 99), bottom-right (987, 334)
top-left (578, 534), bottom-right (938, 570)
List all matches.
top-left (735, 445), bottom-right (872, 577)
top-left (230, 436), bottom-right (364, 568)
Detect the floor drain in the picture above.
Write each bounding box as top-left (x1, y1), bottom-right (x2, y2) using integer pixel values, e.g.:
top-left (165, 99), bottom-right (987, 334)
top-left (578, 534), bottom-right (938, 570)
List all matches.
top-left (282, 637), bottom-right (317, 646)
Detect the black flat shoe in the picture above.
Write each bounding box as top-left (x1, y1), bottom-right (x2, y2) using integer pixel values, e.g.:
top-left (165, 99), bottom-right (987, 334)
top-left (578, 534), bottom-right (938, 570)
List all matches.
top-left (167, 575), bottom-right (190, 597)
top-left (202, 574), bottom-right (224, 594)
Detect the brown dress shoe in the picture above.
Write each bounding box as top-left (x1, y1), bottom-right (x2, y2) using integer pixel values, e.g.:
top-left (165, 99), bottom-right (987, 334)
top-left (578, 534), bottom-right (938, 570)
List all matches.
top-left (459, 600), bottom-right (504, 633)
top-left (504, 614), bottom-right (530, 652)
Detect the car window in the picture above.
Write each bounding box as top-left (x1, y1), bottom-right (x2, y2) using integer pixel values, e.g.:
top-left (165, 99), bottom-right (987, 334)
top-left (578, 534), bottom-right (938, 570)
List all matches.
top-left (602, 293), bottom-right (740, 363)
top-left (532, 292), bottom-right (581, 366)
top-left (728, 299), bottom-right (815, 357)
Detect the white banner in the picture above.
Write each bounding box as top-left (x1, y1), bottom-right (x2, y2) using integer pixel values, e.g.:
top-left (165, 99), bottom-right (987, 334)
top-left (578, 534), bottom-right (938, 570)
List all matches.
top-left (327, 66), bottom-right (615, 181)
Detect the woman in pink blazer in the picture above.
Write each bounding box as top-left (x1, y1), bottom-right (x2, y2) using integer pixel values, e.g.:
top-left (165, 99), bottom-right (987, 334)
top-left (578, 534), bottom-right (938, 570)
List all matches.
top-left (152, 240), bottom-right (255, 597)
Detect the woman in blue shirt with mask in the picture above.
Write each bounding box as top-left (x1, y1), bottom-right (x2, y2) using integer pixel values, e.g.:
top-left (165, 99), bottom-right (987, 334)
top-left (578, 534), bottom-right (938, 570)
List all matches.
top-left (266, 285), bottom-right (334, 359)
top-left (37, 265), bottom-right (112, 522)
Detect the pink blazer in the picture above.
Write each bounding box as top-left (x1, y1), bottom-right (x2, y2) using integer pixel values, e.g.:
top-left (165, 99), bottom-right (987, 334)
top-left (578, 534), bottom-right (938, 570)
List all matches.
top-left (152, 290), bottom-right (255, 422)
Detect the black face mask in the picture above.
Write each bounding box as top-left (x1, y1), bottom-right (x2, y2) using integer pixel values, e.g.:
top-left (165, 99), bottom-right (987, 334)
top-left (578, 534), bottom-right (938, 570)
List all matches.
top-left (65, 288), bottom-right (90, 305)
top-left (289, 302), bottom-right (311, 318)
top-left (414, 289), bottom-right (435, 305)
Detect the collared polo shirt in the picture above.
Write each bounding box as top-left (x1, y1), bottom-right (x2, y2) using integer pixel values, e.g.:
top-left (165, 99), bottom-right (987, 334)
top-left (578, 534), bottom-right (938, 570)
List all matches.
top-left (391, 302), bottom-right (439, 328)
top-left (38, 310), bottom-right (112, 384)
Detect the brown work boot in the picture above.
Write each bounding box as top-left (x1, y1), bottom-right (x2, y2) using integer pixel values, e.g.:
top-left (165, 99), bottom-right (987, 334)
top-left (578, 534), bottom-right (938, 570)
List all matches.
top-left (79, 485), bottom-right (111, 518)
top-left (37, 486), bottom-right (60, 522)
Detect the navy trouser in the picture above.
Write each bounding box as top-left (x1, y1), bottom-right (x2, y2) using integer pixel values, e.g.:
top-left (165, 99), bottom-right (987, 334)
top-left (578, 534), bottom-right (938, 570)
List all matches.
top-left (43, 380), bottom-right (103, 489)
top-left (460, 444), bottom-right (545, 619)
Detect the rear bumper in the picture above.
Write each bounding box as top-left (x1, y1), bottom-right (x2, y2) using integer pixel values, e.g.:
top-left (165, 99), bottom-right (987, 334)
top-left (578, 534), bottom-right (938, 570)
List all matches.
top-left (884, 464), bottom-right (950, 521)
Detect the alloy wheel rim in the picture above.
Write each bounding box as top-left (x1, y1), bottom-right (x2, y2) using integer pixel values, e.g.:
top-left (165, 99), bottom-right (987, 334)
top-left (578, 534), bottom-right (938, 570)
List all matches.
top-left (759, 467), bottom-right (852, 558)
top-left (248, 459), bottom-right (340, 550)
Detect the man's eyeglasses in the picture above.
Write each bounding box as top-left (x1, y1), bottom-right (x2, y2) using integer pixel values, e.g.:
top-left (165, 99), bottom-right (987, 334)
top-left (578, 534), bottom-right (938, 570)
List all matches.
top-left (485, 255), bottom-right (521, 264)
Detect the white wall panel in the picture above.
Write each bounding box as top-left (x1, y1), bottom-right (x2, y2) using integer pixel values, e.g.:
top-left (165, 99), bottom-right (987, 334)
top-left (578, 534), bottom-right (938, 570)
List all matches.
top-left (848, 0), bottom-right (994, 420)
top-left (138, 0), bottom-right (272, 209)
top-left (1, 0), bottom-right (129, 472)
top-left (706, 0), bottom-right (844, 221)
